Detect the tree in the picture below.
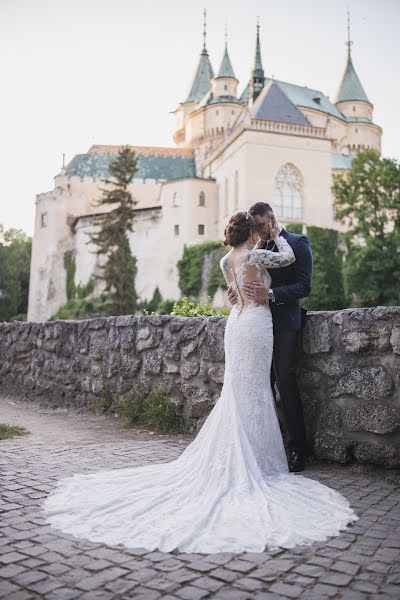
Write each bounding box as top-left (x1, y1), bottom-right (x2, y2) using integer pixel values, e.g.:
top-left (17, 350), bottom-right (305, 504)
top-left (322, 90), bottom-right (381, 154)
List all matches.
top-left (0, 224), bottom-right (31, 321)
top-left (303, 227), bottom-right (345, 311)
top-left (333, 150), bottom-right (400, 307)
top-left (88, 146), bottom-right (139, 315)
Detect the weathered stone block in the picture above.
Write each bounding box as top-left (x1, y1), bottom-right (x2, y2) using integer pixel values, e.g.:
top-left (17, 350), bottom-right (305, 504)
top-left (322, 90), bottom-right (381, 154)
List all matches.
top-left (180, 361), bottom-right (200, 379)
top-left (390, 324), bottom-right (400, 354)
top-left (142, 352), bottom-right (162, 376)
top-left (208, 365), bottom-right (225, 384)
top-left (353, 441), bottom-right (400, 468)
top-left (314, 430), bottom-right (351, 463)
top-left (342, 404), bottom-right (400, 434)
top-left (342, 328), bottom-right (390, 354)
top-left (331, 367), bottom-right (393, 402)
top-left (303, 317), bottom-right (331, 354)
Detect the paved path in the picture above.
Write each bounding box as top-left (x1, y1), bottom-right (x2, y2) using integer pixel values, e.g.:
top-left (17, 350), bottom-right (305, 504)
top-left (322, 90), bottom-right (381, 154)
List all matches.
top-left (1, 396), bottom-right (399, 600)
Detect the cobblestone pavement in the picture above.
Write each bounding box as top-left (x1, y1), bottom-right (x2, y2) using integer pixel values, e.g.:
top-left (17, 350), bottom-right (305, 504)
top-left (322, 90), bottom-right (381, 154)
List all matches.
top-left (1, 396), bottom-right (400, 600)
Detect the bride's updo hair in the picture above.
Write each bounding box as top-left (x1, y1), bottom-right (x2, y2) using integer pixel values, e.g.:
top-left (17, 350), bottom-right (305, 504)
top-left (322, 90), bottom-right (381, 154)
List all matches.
top-left (223, 211), bottom-right (256, 247)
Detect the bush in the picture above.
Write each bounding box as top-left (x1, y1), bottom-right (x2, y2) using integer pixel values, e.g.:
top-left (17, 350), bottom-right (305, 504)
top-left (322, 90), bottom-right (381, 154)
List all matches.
top-left (0, 423), bottom-right (29, 440)
top-left (116, 385), bottom-right (183, 433)
top-left (171, 297), bottom-right (228, 317)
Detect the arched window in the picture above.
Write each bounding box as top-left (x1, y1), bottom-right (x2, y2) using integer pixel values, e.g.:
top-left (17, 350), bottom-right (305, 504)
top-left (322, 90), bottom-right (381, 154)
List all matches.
top-left (273, 163), bottom-right (303, 221)
top-left (199, 191), bottom-right (206, 206)
top-left (173, 192), bottom-right (181, 207)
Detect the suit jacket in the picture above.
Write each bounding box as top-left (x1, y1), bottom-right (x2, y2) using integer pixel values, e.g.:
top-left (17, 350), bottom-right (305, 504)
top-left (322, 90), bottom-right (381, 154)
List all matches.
top-left (262, 229), bottom-right (313, 333)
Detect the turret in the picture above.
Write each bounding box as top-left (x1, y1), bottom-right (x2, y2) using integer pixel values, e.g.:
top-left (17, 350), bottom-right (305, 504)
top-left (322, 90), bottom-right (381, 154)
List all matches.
top-left (249, 21), bottom-right (265, 104)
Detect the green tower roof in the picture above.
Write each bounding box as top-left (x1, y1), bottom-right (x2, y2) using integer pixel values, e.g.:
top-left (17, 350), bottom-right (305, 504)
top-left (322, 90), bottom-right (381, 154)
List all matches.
top-left (335, 53), bottom-right (369, 103)
top-left (216, 42), bottom-right (236, 79)
top-left (184, 48), bottom-right (214, 103)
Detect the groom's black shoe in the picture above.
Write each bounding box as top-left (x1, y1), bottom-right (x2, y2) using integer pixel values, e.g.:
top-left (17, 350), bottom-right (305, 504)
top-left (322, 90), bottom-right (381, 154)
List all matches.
top-left (288, 450), bottom-right (305, 473)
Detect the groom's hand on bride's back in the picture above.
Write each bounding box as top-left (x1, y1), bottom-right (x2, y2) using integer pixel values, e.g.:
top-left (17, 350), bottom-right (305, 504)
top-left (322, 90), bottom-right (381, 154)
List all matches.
top-left (243, 282), bottom-right (268, 303)
top-left (227, 285), bottom-right (238, 305)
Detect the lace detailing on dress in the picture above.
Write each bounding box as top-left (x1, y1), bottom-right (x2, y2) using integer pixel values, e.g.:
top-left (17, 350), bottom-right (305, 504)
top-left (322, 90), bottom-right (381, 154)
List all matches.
top-left (248, 236), bottom-right (295, 270)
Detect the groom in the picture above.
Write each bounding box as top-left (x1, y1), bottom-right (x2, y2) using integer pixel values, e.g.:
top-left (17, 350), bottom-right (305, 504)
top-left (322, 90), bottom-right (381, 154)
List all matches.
top-left (227, 202), bottom-right (313, 472)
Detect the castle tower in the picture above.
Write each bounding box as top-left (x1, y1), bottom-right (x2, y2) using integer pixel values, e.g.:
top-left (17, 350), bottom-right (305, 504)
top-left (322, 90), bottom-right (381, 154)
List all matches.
top-left (333, 11), bottom-right (381, 153)
top-left (334, 16), bottom-right (370, 114)
top-left (172, 11), bottom-right (214, 146)
top-left (211, 32), bottom-right (238, 99)
top-left (249, 20), bottom-right (265, 104)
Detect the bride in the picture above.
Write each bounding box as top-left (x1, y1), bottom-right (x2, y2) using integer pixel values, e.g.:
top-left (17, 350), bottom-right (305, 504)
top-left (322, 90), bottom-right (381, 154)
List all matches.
top-left (42, 211), bottom-right (358, 554)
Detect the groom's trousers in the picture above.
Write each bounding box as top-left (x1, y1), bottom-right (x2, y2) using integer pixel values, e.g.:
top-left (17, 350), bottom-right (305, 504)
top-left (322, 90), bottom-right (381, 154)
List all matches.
top-left (271, 330), bottom-right (307, 453)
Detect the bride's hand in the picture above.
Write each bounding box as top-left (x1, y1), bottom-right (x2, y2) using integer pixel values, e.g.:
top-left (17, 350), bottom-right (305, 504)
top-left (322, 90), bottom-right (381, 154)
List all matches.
top-left (268, 214), bottom-right (280, 241)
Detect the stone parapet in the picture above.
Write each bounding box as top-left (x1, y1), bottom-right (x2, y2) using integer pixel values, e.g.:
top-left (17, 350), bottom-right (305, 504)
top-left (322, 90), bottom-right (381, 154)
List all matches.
top-left (1, 307), bottom-right (399, 467)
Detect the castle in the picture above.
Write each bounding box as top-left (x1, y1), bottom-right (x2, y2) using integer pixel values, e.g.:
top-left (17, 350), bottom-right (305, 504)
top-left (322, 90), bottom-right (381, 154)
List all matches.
top-left (28, 19), bottom-right (382, 322)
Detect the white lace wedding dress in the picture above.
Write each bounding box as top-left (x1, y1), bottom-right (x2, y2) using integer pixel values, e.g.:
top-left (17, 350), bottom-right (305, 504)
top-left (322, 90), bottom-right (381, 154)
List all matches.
top-left (42, 237), bottom-right (358, 553)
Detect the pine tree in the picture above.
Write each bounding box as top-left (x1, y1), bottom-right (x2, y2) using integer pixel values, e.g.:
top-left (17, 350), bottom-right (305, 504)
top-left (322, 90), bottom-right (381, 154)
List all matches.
top-left (89, 146), bottom-right (139, 315)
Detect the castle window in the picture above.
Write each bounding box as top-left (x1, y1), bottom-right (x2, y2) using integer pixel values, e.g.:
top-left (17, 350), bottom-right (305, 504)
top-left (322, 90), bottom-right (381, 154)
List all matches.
top-left (224, 178), bottom-right (229, 216)
top-left (199, 191), bottom-right (206, 206)
top-left (224, 84), bottom-right (227, 91)
top-left (273, 163), bottom-right (303, 221)
top-left (174, 224), bottom-right (179, 236)
top-left (41, 213), bottom-right (47, 228)
top-left (198, 224), bottom-right (205, 235)
top-left (355, 128), bottom-right (358, 133)
top-left (216, 110), bottom-right (219, 116)
top-left (353, 106), bottom-right (356, 112)
top-left (173, 192), bottom-right (181, 207)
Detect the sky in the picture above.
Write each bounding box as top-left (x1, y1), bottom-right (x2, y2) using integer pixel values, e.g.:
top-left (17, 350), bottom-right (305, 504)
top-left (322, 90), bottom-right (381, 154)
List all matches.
top-left (0, 0), bottom-right (399, 236)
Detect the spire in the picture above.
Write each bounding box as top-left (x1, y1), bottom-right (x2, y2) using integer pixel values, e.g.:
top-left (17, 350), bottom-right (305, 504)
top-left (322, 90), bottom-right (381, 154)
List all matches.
top-left (334, 10), bottom-right (369, 104)
top-left (216, 26), bottom-right (236, 79)
top-left (250, 18), bottom-right (265, 103)
top-left (184, 10), bottom-right (215, 103)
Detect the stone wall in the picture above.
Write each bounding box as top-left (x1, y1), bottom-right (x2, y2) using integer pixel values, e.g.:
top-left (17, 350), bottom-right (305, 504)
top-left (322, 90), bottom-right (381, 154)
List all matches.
top-left (1, 307), bottom-right (399, 467)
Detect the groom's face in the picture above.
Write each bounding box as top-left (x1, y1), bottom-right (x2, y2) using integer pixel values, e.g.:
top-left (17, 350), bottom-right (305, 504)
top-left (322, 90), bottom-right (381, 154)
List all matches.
top-left (253, 212), bottom-right (274, 242)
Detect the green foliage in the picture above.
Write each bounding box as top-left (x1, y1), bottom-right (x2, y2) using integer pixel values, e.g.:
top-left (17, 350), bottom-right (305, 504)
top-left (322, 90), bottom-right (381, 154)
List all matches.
top-left (64, 251), bottom-right (76, 301)
top-left (344, 235), bottom-right (400, 307)
top-left (333, 149), bottom-right (400, 238)
top-left (50, 292), bottom-right (110, 320)
top-left (89, 146), bottom-right (139, 315)
top-left (116, 385), bottom-right (183, 433)
top-left (177, 241), bottom-right (222, 298)
top-left (171, 296), bottom-right (228, 317)
top-left (0, 224), bottom-right (31, 321)
top-left (96, 369), bottom-right (114, 413)
top-left (0, 423), bottom-right (29, 440)
top-left (333, 150), bottom-right (400, 307)
top-left (303, 226), bottom-right (346, 311)
top-left (286, 222), bottom-right (303, 235)
top-left (207, 247), bottom-right (229, 298)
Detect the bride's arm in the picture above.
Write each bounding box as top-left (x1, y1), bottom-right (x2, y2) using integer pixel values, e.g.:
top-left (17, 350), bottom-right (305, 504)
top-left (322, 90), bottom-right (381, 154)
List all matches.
top-left (250, 236), bottom-right (295, 269)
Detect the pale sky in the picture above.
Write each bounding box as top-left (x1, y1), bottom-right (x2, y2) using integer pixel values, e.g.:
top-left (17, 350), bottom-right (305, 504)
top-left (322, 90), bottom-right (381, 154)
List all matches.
top-left (0, 0), bottom-right (399, 236)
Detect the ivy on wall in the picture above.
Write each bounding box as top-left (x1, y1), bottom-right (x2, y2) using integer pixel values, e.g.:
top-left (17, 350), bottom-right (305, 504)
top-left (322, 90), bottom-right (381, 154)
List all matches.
top-left (177, 241), bottom-right (222, 298)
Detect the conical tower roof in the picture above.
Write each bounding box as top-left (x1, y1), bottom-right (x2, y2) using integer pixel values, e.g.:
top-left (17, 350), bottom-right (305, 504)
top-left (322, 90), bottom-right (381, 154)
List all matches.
top-left (335, 52), bottom-right (369, 103)
top-left (253, 21), bottom-right (264, 78)
top-left (184, 11), bottom-right (214, 103)
top-left (216, 41), bottom-right (236, 79)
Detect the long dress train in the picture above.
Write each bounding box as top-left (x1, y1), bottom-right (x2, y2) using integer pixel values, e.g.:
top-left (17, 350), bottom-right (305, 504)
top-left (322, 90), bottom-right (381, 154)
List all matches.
top-left (42, 238), bottom-right (358, 553)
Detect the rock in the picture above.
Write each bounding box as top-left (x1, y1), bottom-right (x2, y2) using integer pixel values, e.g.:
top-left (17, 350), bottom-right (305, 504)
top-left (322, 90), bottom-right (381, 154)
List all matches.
top-left (120, 354), bottom-right (141, 377)
top-left (342, 404), bottom-right (400, 434)
top-left (182, 340), bottom-right (197, 358)
top-left (162, 336), bottom-right (181, 360)
top-left (142, 352), bottom-right (162, 376)
top-left (208, 365), bottom-right (225, 384)
top-left (331, 367), bottom-right (393, 402)
top-left (342, 328), bottom-right (390, 354)
top-left (120, 328), bottom-right (136, 350)
top-left (115, 315), bottom-right (135, 327)
top-left (298, 369), bottom-right (323, 388)
top-left (163, 361), bottom-right (180, 374)
top-left (390, 324), bottom-right (400, 354)
top-left (319, 402), bottom-right (341, 430)
top-left (180, 361), bottom-right (200, 379)
top-left (313, 430), bottom-right (351, 463)
top-left (353, 441), bottom-right (400, 468)
top-left (88, 317), bottom-right (107, 330)
top-left (137, 326), bottom-right (150, 341)
top-left (303, 316), bottom-right (331, 354)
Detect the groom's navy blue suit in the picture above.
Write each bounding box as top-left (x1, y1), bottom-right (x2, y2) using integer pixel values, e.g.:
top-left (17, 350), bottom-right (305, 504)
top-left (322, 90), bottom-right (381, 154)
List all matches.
top-left (262, 228), bottom-right (313, 453)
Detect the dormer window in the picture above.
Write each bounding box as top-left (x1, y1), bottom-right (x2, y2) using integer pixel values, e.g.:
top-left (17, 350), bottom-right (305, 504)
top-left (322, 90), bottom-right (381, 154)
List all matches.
top-left (313, 96), bottom-right (321, 105)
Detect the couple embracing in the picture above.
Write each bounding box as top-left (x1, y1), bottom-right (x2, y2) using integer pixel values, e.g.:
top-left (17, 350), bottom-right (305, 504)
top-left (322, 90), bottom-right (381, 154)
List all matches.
top-left (43, 202), bottom-right (358, 554)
